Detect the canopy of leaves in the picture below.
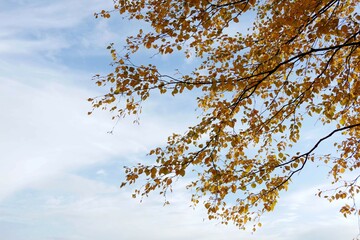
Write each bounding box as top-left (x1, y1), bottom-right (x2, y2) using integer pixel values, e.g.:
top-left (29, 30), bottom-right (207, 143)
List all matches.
top-left (90, 0), bottom-right (360, 230)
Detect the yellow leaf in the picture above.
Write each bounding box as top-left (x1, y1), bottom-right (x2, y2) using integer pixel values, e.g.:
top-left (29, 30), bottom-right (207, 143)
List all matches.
top-left (340, 117), bottom-right (346, 126)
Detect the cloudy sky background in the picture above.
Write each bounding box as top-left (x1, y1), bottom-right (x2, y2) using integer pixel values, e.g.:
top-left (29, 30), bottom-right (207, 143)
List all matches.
top-left (0, 0), bottom-right (359, 239)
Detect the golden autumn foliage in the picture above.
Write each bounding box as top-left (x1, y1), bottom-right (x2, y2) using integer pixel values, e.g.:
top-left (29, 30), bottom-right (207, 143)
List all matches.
top-left (90, 0), bottom-right (360, 230)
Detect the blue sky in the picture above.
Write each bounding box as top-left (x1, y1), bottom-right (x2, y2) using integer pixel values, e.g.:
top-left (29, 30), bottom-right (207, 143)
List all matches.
top-left (0, 0), bottom-right (359, 239)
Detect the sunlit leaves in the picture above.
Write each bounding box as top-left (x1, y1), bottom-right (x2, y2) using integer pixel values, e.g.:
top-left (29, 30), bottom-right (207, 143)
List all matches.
top-left (91, 0), bottom-right (360, 230)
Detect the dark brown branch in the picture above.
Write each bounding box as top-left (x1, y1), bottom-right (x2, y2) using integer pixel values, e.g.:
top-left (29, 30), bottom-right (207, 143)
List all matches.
top-left (278, 123), bottom-right (360, 169)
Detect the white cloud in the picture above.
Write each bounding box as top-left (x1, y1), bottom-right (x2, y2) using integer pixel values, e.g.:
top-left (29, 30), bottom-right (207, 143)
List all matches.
top-left (4, 173), bottom-right (358, 240)
top-left (256, 182), bottom-right (360, 240)
top-left (0, 69), bottom-right (190, 201)
top-left (0, 35), bottom-right (70, 55)
top-left (0, 0), bottom-right (108, 31)
top-left (0, 0), bottom-right (115, 61)
top-left (95, 169), bottom-right (107, 176)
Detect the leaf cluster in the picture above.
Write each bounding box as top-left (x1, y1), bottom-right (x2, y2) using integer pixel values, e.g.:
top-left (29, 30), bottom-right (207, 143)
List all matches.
top-left (90, 0), bottom-right (360, 230)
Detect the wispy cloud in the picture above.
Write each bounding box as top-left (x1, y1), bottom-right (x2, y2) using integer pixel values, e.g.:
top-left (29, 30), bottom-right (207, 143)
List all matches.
top-left (0, 68), bottom-right (190, 201)
top-left (0, 0), bottom-right (114, 61)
